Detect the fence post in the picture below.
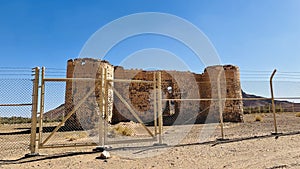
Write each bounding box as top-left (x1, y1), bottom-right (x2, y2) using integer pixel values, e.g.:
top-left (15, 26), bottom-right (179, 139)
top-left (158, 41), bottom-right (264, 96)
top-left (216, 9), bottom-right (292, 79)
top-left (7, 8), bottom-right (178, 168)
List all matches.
top-left (38, 67), bottom-right (45, 148)
top-left (157, 71), bottom-right (163, 144)
top-left (217, 68), bottom-right (225, 140)
top-left (270, 69), bottom-right (278, 134)
top-left (153, 73), bottom-right (158, 135)
top-left (95, 67), bottom-right (105, 151)
top-left (28, 67), bottom-right (40, 156)
top-left (104, 68), bottom-right (109, 147)
top-left (292, 102), bottom-right (295, 113)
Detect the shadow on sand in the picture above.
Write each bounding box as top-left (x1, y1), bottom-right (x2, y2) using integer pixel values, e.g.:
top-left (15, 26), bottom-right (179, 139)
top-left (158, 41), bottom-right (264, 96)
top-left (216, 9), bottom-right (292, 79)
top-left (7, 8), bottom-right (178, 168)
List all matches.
top-left (1, 131), bottom-right (300, 165)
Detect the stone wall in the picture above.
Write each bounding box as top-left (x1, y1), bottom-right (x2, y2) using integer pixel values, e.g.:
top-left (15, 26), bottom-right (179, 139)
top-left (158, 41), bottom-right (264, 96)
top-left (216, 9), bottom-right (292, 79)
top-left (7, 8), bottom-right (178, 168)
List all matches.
top-left (196, 65), bottom-right (243, 123)
top-left (64, 58), bottom-right (243, 129)
top-left (112, 65), bottom-right (243, 125)
top-left (64, 58), bottom-right (114, 130)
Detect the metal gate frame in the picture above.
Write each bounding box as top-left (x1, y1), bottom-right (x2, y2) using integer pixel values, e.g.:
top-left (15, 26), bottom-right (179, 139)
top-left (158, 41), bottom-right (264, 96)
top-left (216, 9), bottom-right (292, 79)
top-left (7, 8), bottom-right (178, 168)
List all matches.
top-left (37, 67), bottom-right (105, 149)
top-left (25, 66), bottom-right (300, 156)
top-left (104, 71), bottom-right (164, 145)
top-left (30, 67), bottom-right (164, 152)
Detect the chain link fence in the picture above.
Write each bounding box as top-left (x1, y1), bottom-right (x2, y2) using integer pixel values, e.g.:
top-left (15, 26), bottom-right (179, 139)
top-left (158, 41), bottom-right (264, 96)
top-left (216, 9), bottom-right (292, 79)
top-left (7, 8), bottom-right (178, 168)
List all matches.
top-left (38, 68), bottom-right (159, 149)
top-left (40, 79), bottom-right (99, 148)
top-left (0, 68), bottom-right (34, 159)
top-left (1, 67), bottom-right (300, 160)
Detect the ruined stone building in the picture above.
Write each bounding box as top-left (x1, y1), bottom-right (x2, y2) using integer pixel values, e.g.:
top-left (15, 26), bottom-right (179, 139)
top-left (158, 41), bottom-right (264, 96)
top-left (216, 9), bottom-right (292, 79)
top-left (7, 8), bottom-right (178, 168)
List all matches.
top-left (64, 58), bottom-right (243, 129)
top-left (64, 58), bottom-right (114, 129)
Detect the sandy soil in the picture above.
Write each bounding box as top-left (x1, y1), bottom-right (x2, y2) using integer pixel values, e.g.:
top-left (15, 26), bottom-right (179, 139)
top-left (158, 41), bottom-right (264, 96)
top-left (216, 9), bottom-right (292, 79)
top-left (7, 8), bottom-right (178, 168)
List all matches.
top-left (1, 113), bottom-right (300, 169)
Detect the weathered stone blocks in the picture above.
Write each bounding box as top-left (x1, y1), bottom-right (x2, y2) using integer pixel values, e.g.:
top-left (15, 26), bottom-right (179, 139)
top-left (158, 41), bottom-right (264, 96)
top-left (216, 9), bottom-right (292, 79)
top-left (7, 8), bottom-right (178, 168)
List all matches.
top-left (64, 58), bottom-right (243, 129)
top-left (64, 58), bottom-right (114, 130)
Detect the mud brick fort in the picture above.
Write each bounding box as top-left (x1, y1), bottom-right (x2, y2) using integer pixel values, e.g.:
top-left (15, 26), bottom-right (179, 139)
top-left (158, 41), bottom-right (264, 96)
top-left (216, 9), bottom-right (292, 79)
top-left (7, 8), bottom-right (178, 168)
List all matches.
top-left (64, 58), bottom-right (243, 129)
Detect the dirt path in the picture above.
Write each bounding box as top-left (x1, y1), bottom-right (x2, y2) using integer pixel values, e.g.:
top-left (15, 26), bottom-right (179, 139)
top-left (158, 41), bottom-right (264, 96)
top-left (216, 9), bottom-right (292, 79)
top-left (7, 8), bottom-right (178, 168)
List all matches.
top-left (1, 134), bottom-right (300, 169)
top-left (1, 113), bottom-right (300, 169)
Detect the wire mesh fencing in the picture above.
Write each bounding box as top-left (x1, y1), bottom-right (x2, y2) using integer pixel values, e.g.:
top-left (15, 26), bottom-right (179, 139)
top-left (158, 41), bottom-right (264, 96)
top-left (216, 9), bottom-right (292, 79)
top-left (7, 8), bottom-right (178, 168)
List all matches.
top-left (38, 68), bottom-right (160, 149)
top-left (217, 70), bottom-right (300, 142)
top-left (1, 66), bottom-right (300, 159)
top-left (37, 68), bottom-right (98, 148)
top-left (0, 67), bottom-right (35, 159)
top-left (105, 77), bottom-right (158, 148)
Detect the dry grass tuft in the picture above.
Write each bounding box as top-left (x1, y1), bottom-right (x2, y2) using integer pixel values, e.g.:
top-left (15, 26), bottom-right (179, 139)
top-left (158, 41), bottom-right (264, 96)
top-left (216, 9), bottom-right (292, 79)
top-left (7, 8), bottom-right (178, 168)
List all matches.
top-left (67, 137), bottom-right (77, 142)
top-left (295, 112), bottom-right (300, 117)
top-left (114, 125), bottom-right (135, 136)
top-left (65, 132), bottom-right (88, 141)
top-left (254, 115), bottom-right (263, 122)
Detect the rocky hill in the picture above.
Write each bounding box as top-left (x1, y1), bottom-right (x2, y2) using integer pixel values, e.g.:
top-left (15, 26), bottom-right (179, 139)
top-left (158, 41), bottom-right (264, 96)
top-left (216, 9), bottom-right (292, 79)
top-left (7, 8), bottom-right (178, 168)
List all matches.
top-left (242, 91), bottom-right (300, 113)
top-left (43, 104), bottom-right (65, 122)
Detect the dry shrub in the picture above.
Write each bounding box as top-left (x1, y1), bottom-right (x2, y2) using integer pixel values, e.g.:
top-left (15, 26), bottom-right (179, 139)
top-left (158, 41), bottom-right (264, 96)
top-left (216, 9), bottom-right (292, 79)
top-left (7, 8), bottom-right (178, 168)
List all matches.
top-left (65, 132), bottom-right (88, 141)
top-left (254, 115), bottom-right (263, 122)
top-left (114, 124), bottom-right (135, 136)
top-left (295, 112), bottom-right (300, 117)
top-left (88, 130), bottom-right (98, 137)
top-left (67, 137), bottom-right (77, 142)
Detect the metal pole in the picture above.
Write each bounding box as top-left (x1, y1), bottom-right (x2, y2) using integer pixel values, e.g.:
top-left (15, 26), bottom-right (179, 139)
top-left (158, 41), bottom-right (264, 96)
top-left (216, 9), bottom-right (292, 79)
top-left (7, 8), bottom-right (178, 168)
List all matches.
top-left (99, 67), bottom-right (105, 147)
top-left (157, 72), bottom-right (163, 144)
top-left (103, 68), bottom-right (108, 146)
top-left (92, 67), bottom-right (107, 152)
top-left (270, 69), bottom-right (278, 134)
top-left (153, 73), bottom-right (158, 135)
top-left (0, 103), bottom-right (32, 106)
top-left (29, 67), bottom-right (40, 155)
top-left (217, 68), bottom-right (225, 140)
top-left (38, 67), bottom-right (45, 147)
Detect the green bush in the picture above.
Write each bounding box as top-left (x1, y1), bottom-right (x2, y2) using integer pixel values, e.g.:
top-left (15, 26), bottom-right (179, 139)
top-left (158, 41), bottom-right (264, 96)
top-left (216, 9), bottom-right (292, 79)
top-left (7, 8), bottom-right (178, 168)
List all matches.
top-left (0, 116), bottom-right (31, 124)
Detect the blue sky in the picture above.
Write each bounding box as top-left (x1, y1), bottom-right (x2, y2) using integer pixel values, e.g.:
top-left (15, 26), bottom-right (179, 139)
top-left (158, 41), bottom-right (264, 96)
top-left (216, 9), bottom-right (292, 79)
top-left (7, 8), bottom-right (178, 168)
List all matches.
top-left (1, 0), bottom-right (300, 98)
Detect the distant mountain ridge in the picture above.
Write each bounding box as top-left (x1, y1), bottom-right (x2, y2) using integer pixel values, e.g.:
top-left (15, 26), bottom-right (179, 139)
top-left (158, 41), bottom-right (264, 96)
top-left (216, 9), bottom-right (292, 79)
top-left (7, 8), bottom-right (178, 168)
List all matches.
top-left (43, 104), bottom-right (64, 121)
top-left (242, 90), bottom-right (300, 112)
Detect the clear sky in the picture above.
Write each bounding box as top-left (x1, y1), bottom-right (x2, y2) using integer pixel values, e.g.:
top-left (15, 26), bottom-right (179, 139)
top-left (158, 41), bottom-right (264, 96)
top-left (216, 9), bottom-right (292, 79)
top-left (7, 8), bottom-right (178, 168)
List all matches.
top-left (1, 0), bottom-right (300, 98)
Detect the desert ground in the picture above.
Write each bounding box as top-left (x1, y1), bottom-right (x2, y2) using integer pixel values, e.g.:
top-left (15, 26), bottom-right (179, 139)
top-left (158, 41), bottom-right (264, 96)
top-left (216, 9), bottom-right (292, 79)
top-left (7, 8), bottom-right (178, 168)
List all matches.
top-left (1, 112), bottom-right (300, 169)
